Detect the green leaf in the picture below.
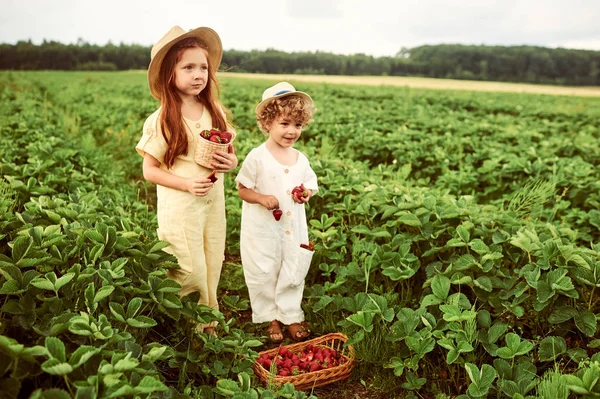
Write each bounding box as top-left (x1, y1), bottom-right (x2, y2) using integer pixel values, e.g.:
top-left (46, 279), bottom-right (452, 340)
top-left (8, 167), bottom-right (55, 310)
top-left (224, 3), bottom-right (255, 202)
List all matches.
top-left (114, 357), bottom-right (139, 371)
top-left (470, 239), bottom-right (489, 255)
top-left (465, 363), bottom-right (497, 398)
top-left (45, 337), bottom-right (66, 362)
top-left (69, 346), bottom-right (101, 368)
top-left (12, 236), bottom-right (33, 261)
top-left (142, 346), bottom-right (167, 363)
top-left (157, 278), bottom-right (181, 293)
top-left (574, 310), bottom-right (597, 337)
top-left (148, 241), bottom-right (170, 253)
top-left (127, 316), bottom-right (157, 328)
top-left (474, 276), bottom-right (493, 292)
top-left (456, 225), bottom-right (470, 243)
top-left (41, 358), bottom-right (73, 375)
top-left (398, 213), bottom-right (421, 227)
top-left (109, 302), bottom-right (126, 322)
top-left (548, 306), bottom-right (578, 324)
top-left (431, 274), bottom-right (450, 300)
top-left (135, 376), bottom-right (168, 393)
top-left (0, 280), bottom-right (22, 295)
top-left (30, 277), bottom-right (55, 291)
top-left (93, 286), bottom-right (114, 303)
top-left (538, 336), bottom-right (567, 361)
top-left (54, 273), bottom-right (74, 291)
top-left (85, 230), bottom-right (105, 244)
top-left (346, 312), bottom-right (374, 332)
top-left (126, 297), bottom-right (143, 318)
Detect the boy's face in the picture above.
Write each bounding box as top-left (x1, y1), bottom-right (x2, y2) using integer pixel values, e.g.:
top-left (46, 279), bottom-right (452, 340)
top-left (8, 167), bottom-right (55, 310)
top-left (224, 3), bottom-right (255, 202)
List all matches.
top-left (266, 115), bottom-right (303, 149)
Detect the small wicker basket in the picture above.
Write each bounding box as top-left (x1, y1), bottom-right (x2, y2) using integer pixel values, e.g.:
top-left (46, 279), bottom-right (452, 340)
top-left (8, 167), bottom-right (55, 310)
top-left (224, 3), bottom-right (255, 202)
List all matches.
top-left (194, 130), bottom-right (236, 168)
top-left (252, 332), bottom-right (354, 391)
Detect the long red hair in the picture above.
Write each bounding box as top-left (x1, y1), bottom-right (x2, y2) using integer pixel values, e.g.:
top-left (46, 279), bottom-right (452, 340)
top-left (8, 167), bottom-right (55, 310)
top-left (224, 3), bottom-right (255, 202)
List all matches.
top-left (157, 37), bottom-right (231, 168)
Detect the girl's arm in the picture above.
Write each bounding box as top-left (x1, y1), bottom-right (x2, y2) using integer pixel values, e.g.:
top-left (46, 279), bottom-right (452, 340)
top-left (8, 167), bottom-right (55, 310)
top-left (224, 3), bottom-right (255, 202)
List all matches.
top-left (143, 153), bottom-right (214, 197)
top-left (238, 183), bottom-right (279, 210)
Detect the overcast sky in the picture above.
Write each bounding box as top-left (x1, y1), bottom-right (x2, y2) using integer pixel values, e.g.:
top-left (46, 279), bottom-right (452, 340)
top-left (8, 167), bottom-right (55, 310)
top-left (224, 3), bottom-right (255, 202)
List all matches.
top-left (1, 0), bottom-right (599, 57)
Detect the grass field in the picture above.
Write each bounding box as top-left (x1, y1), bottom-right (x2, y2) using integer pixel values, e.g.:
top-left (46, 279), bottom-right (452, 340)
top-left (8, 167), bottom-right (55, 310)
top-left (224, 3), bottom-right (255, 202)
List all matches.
top-left (215, 71), bottom-right (600, 97)
top-left (2, 71), bottom-right (600, 399)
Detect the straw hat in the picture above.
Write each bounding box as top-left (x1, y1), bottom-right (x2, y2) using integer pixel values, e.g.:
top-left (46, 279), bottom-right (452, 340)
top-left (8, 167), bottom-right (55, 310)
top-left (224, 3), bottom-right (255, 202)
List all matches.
top-left (255, 82), bottom-right (313, 115)
top-left (147, 25), bottom-right (223, 100)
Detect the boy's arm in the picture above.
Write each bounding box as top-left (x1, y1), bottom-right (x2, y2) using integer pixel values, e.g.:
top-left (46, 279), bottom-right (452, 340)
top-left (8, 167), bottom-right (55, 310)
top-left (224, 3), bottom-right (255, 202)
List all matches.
top-left (143, 153), bottom-right (213, 197)
top-left (238, 184), bottom-right (279, 210)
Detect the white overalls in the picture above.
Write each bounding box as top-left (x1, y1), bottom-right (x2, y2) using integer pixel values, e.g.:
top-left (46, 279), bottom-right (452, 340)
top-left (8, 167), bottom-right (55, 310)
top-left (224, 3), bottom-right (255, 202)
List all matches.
top-left (235, 143), bottom-right (318, 324)
top-left (136, 108), bottom-right (226, 329)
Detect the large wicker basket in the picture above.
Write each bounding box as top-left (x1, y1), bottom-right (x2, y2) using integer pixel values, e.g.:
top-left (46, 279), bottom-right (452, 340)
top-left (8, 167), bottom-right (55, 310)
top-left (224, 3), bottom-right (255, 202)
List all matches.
top-left (252, 333), bottom-right (354, 391)
top-left (194, 130), bottom-right (236, 168)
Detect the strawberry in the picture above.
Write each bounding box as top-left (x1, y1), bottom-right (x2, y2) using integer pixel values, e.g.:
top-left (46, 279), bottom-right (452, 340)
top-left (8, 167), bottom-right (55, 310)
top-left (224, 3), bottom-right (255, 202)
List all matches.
top-left (300, 241), bottom-right (315, 251)
top-left (200, 130), bottom-right (212, 140)
top-left (209, 135), bottom-right (222, 143)
top-left (309, 362), bottom-right (321, 372)
top-left (272, 209), bottom-right (283, 221)
top-left (219, 131), bottom-right (233, 144)
top-left (209, 128), bottom-right (220, 135)
top-left (207, 170), bottom-right (218, 183)
top-left (278, 346), bottom-right (289, 357)
top-left (291, 184), bottom-right (309, 200)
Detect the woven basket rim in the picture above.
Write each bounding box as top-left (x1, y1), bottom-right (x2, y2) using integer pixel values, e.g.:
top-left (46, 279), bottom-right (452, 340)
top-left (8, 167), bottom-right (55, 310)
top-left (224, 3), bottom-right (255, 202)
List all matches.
top-left (194, 130), bottom-right (236, 168)
top-left (253, 332), bottom-right (354, 390)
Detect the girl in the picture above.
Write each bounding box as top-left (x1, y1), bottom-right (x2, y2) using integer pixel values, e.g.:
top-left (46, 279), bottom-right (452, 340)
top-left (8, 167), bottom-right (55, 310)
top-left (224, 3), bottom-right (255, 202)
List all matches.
top-left (136, 26), bottom-right (238, 335)
top-left (236, 82), bottom-right (318, 342)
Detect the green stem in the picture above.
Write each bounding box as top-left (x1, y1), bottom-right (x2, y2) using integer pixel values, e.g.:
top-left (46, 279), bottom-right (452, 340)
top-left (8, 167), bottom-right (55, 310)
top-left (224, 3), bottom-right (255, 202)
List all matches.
top-left (588, 286), bottom-right (596, 310)
top-left (63, 375), bottom-right (74, 397)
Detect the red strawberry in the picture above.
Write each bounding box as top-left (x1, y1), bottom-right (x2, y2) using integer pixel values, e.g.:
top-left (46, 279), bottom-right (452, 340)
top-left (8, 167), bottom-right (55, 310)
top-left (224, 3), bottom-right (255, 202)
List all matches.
top-left (272, 209), bottom-right (283, 221)
top-left (210, 128), bottom-right (220, 135)
top-left (278, 346), bottom-right (289, 357)
top-left (219, 131), bottom-right (233, 144)
top-left (207, 170), bottom-right (218, 183)
top-left (291, 184), bottom-right (309, 200)
top-left (200, 130), bottom-right (212, 140)
top-left (309, 362), bottom-right (321, 372)
top-left (209, 135), bottom-right (222, 143)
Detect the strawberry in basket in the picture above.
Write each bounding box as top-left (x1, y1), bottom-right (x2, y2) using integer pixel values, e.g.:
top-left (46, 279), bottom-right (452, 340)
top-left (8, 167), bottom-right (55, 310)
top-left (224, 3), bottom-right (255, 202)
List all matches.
top-left (200, 128), bottom-right (233, 144)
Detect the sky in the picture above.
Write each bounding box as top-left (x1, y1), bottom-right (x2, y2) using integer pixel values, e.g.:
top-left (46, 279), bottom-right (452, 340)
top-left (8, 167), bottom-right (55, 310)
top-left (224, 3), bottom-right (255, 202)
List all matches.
top-left (1, 0), bottom-right (599, 57)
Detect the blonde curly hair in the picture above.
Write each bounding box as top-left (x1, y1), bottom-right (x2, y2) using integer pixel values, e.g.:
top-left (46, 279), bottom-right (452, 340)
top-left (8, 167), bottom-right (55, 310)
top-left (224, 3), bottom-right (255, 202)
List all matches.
top-left (256, 96), bottom-right (316, 135)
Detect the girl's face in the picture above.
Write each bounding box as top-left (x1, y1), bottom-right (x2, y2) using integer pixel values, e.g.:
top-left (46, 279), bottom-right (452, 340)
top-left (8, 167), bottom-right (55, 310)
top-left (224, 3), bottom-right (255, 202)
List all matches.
top-left (173, 47), bottom-right (209, 100)
top-left (266, 115), bottom-right (303, 149)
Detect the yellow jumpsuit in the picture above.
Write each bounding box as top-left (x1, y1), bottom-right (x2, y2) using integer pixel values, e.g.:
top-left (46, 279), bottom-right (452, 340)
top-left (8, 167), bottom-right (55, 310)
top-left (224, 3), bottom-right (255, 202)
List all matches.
top-left (136, 108), bottom-right (226, 329)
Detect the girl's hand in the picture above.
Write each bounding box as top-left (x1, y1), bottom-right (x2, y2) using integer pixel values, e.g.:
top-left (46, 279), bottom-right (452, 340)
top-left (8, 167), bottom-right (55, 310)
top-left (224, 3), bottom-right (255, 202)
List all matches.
top-left (185, 177), bottom-right (214, 197)
top-left (259, 195), bottom-right (279, 210)
top-left (211, 145), bottom-right (238, 172)
top-left (292, 189), bottom-right (312, 204)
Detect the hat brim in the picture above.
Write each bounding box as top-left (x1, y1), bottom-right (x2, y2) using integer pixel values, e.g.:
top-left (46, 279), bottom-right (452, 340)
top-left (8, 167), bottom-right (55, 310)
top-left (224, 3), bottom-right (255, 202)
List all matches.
top-left (148, 27), bottom-right (223, 101)
top-left (255, 91), bottom-right (313, 115)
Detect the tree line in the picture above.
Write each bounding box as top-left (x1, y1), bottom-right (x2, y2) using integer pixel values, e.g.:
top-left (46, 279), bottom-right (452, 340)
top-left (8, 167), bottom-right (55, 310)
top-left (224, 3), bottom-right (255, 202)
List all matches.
top-left (1, 40), bottom-right (599, 86)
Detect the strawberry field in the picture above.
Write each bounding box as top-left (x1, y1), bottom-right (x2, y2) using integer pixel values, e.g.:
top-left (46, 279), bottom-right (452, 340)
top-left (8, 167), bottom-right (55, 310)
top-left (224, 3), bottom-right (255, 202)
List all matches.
top-left (1, 70), bottom-right (600, 399)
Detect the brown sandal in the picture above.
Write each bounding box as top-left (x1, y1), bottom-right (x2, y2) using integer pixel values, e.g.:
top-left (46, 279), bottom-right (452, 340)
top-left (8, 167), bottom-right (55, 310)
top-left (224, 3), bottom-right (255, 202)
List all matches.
top-left (286, 321), bottom-right (311, 342)
top-left (266, 320), bottom-right (284, 342)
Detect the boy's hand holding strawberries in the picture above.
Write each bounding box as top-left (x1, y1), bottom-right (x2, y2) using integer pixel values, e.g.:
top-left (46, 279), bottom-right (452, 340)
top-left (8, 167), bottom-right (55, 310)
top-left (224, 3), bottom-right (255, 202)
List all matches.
top-left (291, 184), bottom-right (311, 204)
